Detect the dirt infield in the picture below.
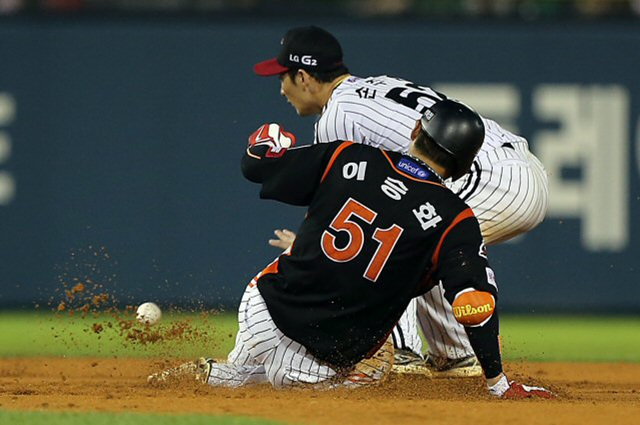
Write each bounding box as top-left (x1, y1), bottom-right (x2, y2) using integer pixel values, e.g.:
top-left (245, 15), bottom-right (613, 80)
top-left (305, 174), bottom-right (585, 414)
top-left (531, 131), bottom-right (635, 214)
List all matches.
top-left (1, 358), bottom-right (639, 425)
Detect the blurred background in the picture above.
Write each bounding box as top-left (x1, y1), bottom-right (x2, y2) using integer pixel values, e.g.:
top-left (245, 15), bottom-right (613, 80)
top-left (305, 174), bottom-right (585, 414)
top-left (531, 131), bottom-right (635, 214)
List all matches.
top-left (1, 0), bottom-right (640, 18)
top-left (0, 0), bottom-right (638, 314)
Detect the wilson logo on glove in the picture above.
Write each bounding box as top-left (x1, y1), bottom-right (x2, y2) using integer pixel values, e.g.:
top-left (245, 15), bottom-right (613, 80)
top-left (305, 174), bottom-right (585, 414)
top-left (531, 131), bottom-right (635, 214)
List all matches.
top-left (248, 123), bottom-right (296, 158)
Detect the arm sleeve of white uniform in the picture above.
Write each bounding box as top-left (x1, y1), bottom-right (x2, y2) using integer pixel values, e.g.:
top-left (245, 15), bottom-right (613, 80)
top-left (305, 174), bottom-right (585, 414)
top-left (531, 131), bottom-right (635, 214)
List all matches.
top-left (314, 101), bottom-right (363, 145)
top-left (482, 118), bottom-right (529, 146)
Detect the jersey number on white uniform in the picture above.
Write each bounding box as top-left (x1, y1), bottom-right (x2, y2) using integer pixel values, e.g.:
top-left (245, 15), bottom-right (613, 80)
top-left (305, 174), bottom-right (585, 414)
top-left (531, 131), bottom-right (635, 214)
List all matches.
top-left (385, 82), bottom-right (444, 114)
top-left (321, 198), bottom-right (404, 282)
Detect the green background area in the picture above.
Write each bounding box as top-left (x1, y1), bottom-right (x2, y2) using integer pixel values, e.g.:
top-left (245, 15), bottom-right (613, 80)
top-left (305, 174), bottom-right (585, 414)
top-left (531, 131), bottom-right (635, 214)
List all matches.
top-left (0, 311), bottom-right (639, 362)
top-left (0, 411), bottom-right (287, 425)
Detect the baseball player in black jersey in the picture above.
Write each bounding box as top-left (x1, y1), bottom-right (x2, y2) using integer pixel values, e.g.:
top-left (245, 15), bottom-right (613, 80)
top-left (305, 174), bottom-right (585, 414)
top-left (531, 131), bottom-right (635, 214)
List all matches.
top-left (253, 26), bottom-right (549, 377)
top-left (149, 100), bottom-right (552, 398)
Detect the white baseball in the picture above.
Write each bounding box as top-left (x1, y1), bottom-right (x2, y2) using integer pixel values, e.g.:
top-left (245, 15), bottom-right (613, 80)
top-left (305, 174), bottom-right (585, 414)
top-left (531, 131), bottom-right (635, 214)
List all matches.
top-left (136, 302), bottom-right (162, 325)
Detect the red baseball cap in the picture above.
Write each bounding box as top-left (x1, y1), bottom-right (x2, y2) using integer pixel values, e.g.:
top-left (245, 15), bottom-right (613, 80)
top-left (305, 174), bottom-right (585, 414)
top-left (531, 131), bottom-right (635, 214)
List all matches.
top-left (253, 26), bottom-right (344, 77)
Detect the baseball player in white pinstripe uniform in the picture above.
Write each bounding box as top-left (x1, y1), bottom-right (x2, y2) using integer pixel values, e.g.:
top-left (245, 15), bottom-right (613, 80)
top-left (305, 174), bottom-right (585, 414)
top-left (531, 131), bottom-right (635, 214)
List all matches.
top-left (253, 26), bottom-right (549, 377)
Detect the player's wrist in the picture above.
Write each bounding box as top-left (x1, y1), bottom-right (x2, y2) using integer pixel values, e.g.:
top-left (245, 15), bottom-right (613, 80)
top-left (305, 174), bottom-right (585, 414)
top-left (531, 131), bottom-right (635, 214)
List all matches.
top-left (487, 373), bottom-right (509, 397)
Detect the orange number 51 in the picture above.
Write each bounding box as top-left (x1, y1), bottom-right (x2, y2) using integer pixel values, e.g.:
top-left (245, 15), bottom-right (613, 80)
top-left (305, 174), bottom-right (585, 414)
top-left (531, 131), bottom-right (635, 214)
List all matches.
top-left (321, 198), bottom-right (403, 282)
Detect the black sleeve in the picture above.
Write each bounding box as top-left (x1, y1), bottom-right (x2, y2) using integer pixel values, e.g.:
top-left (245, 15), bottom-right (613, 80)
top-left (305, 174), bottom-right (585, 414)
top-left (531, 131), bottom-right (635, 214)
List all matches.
top-left (241, 141), bottom-right (347, 206)
top-left (434, 216), bottom-right (503, 379)
top-left (434, 217), bottom-right (497, 303)
top-left (465, 311), bottom-right (503, 379)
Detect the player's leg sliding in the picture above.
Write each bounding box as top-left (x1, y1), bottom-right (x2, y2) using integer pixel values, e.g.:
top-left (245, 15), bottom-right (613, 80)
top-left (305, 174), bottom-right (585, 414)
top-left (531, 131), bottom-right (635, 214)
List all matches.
top-left (148, 346), bottom-right (394, 390)
top-left (261, 332), bottom-right (392, 389)
top-left (163, 283), bottom-right (392, 390)
top-left (192, 340), bottom-right (393, 390)
top-left (190, 332), bottom-right (393, 390)
top-left (147, 359), bottom-right (201, 384)
top-left (202, 361), bottom-right (269, 387)
top-left (147, 357), bottom-right (268, 387)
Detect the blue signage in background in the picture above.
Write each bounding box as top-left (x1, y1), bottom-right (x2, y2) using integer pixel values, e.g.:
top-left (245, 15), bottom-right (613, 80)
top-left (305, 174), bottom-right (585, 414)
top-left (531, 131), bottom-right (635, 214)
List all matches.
top-left (0, 19), bottom-right (638, 313)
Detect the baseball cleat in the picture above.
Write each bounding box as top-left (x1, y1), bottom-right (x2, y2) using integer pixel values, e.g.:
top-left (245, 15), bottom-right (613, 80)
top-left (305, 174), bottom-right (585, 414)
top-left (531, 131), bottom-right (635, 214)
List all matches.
top-left (391, 348), bottom-right (434, 376)
top-left (423, 354), bottom-right (483, 378)
top-left (147, 357), bottom-right (216, 384)
top-left (195, 357), bottom-right (215, 384)
top-left (393, 348), bottom-right (424, 366)
top-left (392, 352), bottom-right (483, 378)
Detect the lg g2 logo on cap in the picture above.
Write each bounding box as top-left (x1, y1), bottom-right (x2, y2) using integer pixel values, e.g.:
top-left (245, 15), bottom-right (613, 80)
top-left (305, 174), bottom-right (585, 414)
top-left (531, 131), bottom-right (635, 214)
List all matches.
top-left (289, 54), bottom-right (318, 66)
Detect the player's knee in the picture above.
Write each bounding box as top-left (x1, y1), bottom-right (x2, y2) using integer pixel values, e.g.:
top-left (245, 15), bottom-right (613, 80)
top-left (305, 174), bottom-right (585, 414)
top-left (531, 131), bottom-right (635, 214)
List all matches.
top-left (451, 289), bottom-right (495, 327)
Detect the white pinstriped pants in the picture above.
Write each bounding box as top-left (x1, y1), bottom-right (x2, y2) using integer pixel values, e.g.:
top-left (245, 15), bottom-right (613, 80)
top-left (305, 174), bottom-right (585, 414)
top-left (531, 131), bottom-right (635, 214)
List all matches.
top-left (206, 283), bottom-right (339, 388)
top-left (394, 144), bottom-right (549, 359)
top-left (207, 282), bottom-right (394, 388)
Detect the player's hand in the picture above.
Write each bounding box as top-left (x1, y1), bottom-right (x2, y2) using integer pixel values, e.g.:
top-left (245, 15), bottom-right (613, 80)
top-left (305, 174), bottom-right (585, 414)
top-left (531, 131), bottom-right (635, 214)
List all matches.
top-left (488, 375), bottom-right (555, 399)
top-left (502, 381), bottom-right (555, 399)
top-left (248, 123), bottom-right (296, 154)
top-left (268, 229), bottom-right (296, 251)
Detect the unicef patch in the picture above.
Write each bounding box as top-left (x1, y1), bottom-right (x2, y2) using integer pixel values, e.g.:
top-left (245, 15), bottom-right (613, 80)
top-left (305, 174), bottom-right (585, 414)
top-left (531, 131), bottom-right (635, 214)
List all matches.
top-left (396, 157), bottom-right (431, 180)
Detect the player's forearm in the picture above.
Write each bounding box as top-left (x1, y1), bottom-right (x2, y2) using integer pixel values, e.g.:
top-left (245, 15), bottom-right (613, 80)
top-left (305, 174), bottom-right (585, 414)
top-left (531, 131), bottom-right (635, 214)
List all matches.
top-left (463, 313), bottom-right (503, 379)
top-left (240, 144), bottom-right (322, 206)
top-left (240, 145), bottom-right (274, 183)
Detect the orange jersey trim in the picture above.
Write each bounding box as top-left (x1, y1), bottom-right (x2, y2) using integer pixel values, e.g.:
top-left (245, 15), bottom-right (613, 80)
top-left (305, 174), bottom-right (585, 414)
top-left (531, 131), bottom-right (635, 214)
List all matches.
top-left (320, 141), bottom-right (354, 183)
top-left (380, 150), bottom-right (446, 187)
top-left (248, 258), bottom-right (280, 288)
top-left (430, 208), bottom-right (476, 268)
top-left (248, 245), bottom-right (294, 288)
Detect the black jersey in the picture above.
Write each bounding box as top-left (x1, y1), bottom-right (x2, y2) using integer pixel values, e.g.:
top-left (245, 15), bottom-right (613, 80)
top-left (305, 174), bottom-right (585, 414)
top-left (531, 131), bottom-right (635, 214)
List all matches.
top-left (241, 141), bottom-right (493, 368)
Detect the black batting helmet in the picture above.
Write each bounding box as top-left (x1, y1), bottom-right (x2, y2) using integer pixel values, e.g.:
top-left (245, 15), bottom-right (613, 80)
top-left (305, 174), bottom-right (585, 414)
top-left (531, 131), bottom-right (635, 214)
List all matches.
top-left (420, 99), bottom-right (485, 180)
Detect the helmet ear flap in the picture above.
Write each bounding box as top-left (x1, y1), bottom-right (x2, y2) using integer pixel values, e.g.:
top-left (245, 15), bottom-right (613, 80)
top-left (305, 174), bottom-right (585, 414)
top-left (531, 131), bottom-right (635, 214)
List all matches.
top-left (420, 100), bottom-right (485, 180)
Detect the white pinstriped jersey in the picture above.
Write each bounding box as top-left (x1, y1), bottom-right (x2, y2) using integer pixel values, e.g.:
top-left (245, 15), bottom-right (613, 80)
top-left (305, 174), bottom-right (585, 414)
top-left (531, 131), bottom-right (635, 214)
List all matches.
top-left (315, 75), bottom-right (526, 159)
top-left (314, 74), bottom-right (546, 247)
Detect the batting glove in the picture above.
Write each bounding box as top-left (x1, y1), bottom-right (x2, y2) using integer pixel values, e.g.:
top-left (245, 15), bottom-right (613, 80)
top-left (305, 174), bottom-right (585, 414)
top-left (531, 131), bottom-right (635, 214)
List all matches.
top-left (489, 375), bottom-right (555, 399)
top-left (248, 123), bottom-right (296, 157)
